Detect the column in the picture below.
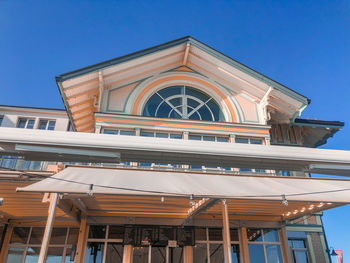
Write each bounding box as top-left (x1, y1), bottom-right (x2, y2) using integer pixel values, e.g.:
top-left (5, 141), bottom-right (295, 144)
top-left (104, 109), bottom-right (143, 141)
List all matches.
top-left (278, 227), bottom-right (292, 263)
top-left (183, 245), bottom-right (193, 263)
top-left (0, 225), bottom-right (13, 262)
top-left (239, 227), bottom-right (249, 263)
top-left (222, 200), bottom-right (232, 263)
top-left (75, 217), bottom-right (88, 263)
top-left (122, 245), bottom-right (133, 263)
top-left (38, 193), bottom-right (58, 263)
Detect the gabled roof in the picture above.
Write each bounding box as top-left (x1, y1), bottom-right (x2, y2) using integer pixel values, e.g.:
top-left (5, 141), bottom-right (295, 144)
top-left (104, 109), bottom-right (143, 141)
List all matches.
top-left (56, 36), bottom-right (311, 132)
top-left (56, 36), bottom-right (309, 104)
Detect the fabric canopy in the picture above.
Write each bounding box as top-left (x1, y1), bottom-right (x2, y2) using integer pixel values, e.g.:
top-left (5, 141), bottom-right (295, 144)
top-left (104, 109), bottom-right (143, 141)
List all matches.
top-left (17, 166), bottom-right (350, 203)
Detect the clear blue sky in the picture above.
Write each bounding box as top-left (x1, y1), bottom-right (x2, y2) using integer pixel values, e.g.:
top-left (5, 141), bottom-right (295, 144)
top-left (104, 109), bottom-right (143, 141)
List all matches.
top-left (1, 0), bottom-right (349, 259)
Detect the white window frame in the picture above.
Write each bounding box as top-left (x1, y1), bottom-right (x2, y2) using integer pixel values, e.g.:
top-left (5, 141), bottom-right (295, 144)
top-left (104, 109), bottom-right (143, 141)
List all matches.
top-left (16, 117), bottom-right (35, 129)
top-left (37, 119), bottom-right (56, 130)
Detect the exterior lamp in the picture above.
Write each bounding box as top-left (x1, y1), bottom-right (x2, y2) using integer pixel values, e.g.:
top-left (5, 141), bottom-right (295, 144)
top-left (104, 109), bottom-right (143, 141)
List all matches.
top-left (329, 247), bottom-right (338, 256)
top-left (0, 198), bottom-right (3, 206)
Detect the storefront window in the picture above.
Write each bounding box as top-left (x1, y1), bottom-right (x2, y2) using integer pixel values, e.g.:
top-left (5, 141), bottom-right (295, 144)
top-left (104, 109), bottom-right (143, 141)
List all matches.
top-left (247, 229), bottom-right (282, 263)
top-left (6, 227), bottom-right (78, 263)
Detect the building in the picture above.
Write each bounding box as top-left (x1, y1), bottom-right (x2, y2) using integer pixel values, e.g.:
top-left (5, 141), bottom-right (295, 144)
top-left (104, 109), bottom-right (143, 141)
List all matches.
top-left (0, 36), bottom-right (349, 263)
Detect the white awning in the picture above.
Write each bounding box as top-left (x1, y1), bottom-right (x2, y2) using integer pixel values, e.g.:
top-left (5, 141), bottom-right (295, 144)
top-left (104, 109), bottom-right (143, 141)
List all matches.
top-left (17, 166), bottom-right (350, 203)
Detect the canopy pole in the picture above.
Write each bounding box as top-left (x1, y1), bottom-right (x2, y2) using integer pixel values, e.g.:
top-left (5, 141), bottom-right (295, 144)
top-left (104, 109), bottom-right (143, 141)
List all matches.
top-left (279, 227), bottom-right (292, 263)
top-left (122, 245), bottom-right (133, 263)
top-left (75, 217), bottom-right (88, 263)
top-left (222, 199), bottom-right (232, 263)
top-left (183, 246), bottom-right (193, 263)
top-left (38, 193), bottom-right (58, 263)
top-left (239, 227), bottom-right (250, 263)
top-left (0, 225), bottom-right (13, 262)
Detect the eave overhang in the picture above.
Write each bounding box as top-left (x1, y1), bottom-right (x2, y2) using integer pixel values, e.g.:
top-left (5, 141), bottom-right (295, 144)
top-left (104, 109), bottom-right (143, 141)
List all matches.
top-left (56, 36), bottom-right (310, 132)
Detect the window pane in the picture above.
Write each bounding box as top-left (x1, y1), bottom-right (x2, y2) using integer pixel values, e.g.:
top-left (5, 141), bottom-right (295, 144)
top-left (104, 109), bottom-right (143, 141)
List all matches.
top-left (11, 227), bottom-right (30, 244)
top-left (235, 137), bottom-right (249, 144)
top-left (64, 247), bottom-right (75, 263)
top-left (46, 247), bottom-right (64, 263)
top-left (89, 225), bottom-right (107, 239)
top-left (38, 120), bottom-right (48, 130)
top-left (294, 251), bottom-right (308, 263)
top-left (195, 228), bottom-right (206, 241)
top-left (210, 244), bottom-right (224, 263)
top-left (109, 226), bottom-right (124, 239)
top-left (263, 229), bottom-right (279, 242)
top-left (230, 229), bottom-right (239, 242)
top-left (156, 133), bottom-right (168, 138)
top-left (50, 228), bottom-right (67, 244)
top-left (151, 247), bottom-right (166, 263)
top-left (24, 246), bottom-right (41, 262)
top-left (170, 133), bottom-right (182, 139)
top-left (29, 227), bottom-right (45, 244)
top-left (203, 136), bottom-right (215, 142)
top-left (17, 119), bottom-right (27, 128)
top-left (248, 244), bottom-right (265, 263)
top-left (265, 244), bottom-right (282, 263)
top-left (133, 246), bottom-right (149, 263)
top-left (231, 244), bottom-right (240, 263)
top-left (168, 247), bottom-right (183, 263)
top-left (250, 139), bottom-right (263, 145)
top-left (217, 137), bottom-right (229, 142)
top-left (6, 247), bottom-right (25, 262)
top-left (247, 229), bottom-right (263, 242)
top-left (120, 130), bottom-right (134, 136)
top-left (293, 240), bottom-right (306, 248)
top-left (141, 131), bottom-right (154, 137)
top-left (189, 135), bottom-right (201, 141)
top-left (0, 116), bottom-right (3, 126)
top-left (105, 243), bottom-right (123, 263)
top-left (208, 228), bottom-right (222, 241)
top-left (103, 129), bottom-right (118, 134)
top-left (193, 243), bottom-right (207, 262)
top-left (85, 242), bottom-right (103, 263)
top-left (48, 121), bottom-right (56, 130)
top-left (27, 119), bottom-right (35, 129)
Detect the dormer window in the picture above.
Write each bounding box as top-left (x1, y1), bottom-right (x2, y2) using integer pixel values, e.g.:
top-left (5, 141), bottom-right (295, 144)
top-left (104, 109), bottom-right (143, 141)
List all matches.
top-left (142, 86), bottom-right (225, 121)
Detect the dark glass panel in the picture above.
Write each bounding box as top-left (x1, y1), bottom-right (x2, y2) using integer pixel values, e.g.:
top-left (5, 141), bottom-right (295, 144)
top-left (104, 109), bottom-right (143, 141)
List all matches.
top-left (188, 110), bottom-right (201, 120)
top-left (187, 98), bottom-right (200, 108)
top-left (46, 247), bottom-right (64, 263)
top-left (156, 133), bottom-right (169, 138)
top-left (210, 244), bottom-right (224, 263)
top-left (206, 99), bottom-right (224, 121)
top-left (151, 247), bottom-right (166, 263)
top-left (231, 244), bottom-right (241, 263)
top-left (235, 138), bottom-right (249, 144)
top-left (27, 120), bottom-right (35, 129)
top-left (230, 229), bottom-right (239, 242)
top-left (208, 228), bottom-right (222, 241)
top-left (6, 247), bottom-right (25, 262)
top-left (17, 119), bottom-right (27, 128)
top-left (169, 97), bottom-right (182, 107)
top-left (103, 129), bottom-right (118, 134)
top-left (196, 106), bottom-right (212, 121)
top-left (169, 110), bottom-right (182, 119)
top-left (120, 130), bottom-right (134, 136)
top-left (250, 139), bottom-right (263, 145)
top-left (170, 133), bottom-right (182, 139)
top-left (203, 136), bottom-right (215, 142)
top-left (88, 225), bottom-right (107, 239)
top-left (10, 227), bottom-right (30, 244)
top-left (85, 242), bottom-right (103, 263)
top-left (141, 132), bottom-right (154, 137)
top-left (248, 244), bottom-right (265, 263)
top-left (156, 103), bottom-right (173, 118)
top-left (185, 87), bottom-right (210, 102)
top-left (195, 228), bottom-right (207, 241)
top-left (189, 135), bottom-right (201, 141)
top-left (133, 247), bottom-right (149, 263)
top-left (48, 121), bottom-right (56, 130)
top-left (263, 229), bottom-right (279, 242)
top-left (247, 229), bottom-right (263, 242)
top-left (294, 251), bottom-right (308, 263)
top-left (293, 240), bottom-right (306, 248)
top-left (109, 226), bottom-right (124, 239)
top-left (50, 228), bottom-right (67, 244)
top-left (265, 244), bottom-right (282, 263)
top-left (29, 227), bottom-right (45, 244)
top-left (38, 120), bottom-right (48, 130)
top-left (158, 86), bottom-right (183, 98)
top-left (193, 243), bottom-right (207, 262)
top-left (105, 243), bottom-right (123, 263)
top-left (217, 137), bottom-right (229, 142)
top-left (143, 93), bottom-right (163, 117)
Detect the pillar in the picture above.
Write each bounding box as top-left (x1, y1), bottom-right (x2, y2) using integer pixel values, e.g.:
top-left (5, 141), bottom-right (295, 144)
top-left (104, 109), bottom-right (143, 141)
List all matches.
top-left (278, 227), bottom-right (292, 263)
top-left (0, 225), bottom-right (13, 262)
top-left (222, 200), bottom-right (232, 263)
top-left (183, 245), bottom-right (193, 263)
top-left (122, 244), bottom-right (133, 263)
top-left (75, 217), bottom-right (88, 263)
top-left (239, 227), bottom-right (249, 263)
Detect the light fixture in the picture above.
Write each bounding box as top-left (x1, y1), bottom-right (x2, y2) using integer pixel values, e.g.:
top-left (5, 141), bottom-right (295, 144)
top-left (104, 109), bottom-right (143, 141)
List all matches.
top-left (88, 184), bottom-right (94, 196)
top-left (189, 194), bottom-right (195, 206)
top-left (281, 194), bottom-right (288, 206)
top-left (161, 196), bottom-right (164, 202)
top-left (329, 247), bottom-right (338, 256)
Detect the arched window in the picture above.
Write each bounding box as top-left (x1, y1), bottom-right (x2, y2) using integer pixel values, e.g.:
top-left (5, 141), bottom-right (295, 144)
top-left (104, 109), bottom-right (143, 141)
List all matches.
top-left (142, 86), bottom-right (225, 121)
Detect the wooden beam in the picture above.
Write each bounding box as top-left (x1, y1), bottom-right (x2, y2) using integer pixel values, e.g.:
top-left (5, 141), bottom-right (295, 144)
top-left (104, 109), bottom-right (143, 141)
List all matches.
top-left (279, 227), bottom-right (292, 263)
top-left (71, 198), bottom-right (87, 214)
top-left (239, 227), bottom-right (250, 263)
top-left (75, 217), bottom-right (88, 263)
top-left (0, 225), bottom-right (12, 262)
top-left (183, 43), bottom-right (190, 65)
top-left (38, 193), bottom-right (58, 263)
top-left (183, 246), bottom-right (193, 263)
top-left (122, 245), bottom-right (133, 263)
top-left (70, 98), bottom-right (94, 111)
top-left (185, 198), bottom-right (219, 224)
top-left (222, 200), bottom-right (233, 263)
top-left (57, 198), bottom-right (80, 223)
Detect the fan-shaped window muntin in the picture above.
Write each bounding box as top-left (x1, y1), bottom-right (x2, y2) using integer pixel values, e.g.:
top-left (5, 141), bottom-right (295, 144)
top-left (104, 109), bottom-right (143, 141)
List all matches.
top-left (143, 86), bottom-right (225, 121)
